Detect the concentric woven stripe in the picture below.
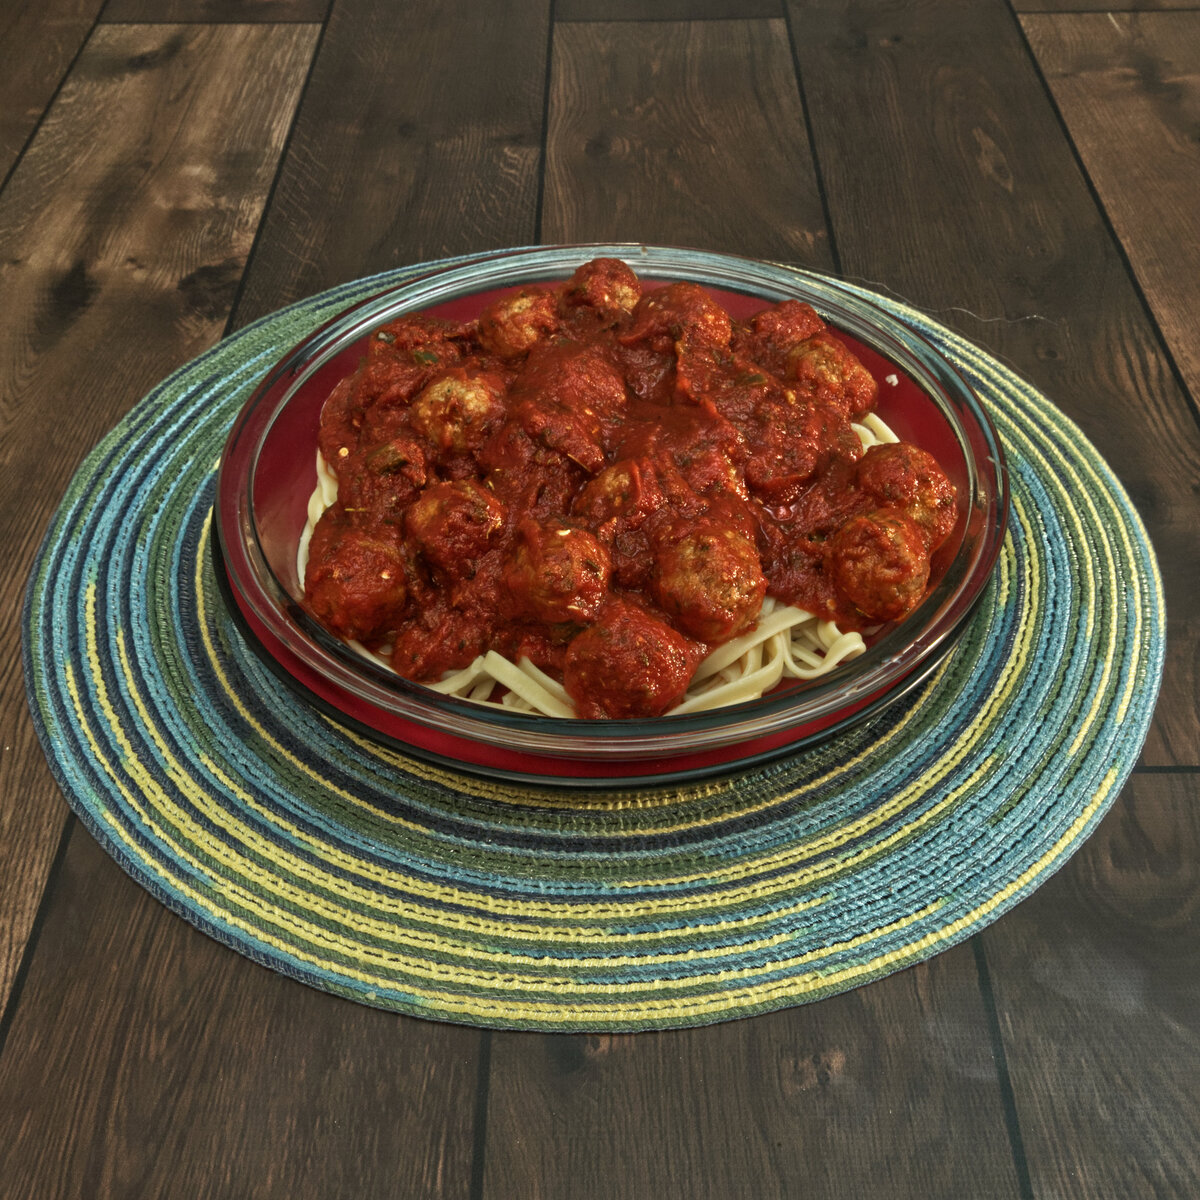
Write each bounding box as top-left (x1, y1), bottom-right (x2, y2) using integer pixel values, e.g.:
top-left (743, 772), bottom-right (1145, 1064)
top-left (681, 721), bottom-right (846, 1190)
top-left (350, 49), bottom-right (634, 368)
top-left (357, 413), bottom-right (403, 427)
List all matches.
top-left (23, 255), bottom-right (1164, 1031)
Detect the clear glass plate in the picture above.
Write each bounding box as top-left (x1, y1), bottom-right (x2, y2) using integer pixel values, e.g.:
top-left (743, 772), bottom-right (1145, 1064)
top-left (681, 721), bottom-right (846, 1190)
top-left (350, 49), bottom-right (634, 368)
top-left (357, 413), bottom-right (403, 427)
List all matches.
top-left (213, 244), bottom-right (1008, 785)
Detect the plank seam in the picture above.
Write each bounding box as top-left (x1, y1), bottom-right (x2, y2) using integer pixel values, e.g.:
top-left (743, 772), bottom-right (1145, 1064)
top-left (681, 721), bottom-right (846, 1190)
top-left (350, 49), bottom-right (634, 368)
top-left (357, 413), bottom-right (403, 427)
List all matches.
top-left (781, 1), bottom-right (842, 275)
top-left (468, 1030), bottom-right (493, 1200)
top-left (0, 9), bottom-right (106, 198)
top-left (534, 0), bottom-right (557, 243)
top-left (223, 15), bottom-right (332, 335)
top-left (1009, 0), bottom-right (1200, 437)
top-left (972, 936), bottom-right (1037, 1200)
top-left (0, 814), bottom-right (76, 1066)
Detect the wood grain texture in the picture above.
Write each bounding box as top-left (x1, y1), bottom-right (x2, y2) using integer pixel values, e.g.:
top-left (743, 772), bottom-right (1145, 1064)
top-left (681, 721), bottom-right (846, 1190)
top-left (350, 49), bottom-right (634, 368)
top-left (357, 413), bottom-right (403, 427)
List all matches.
top-left (981, 773), bottom-right (1200, 1198)
top-left (478, 22), bottom-right (1022, 1200)
top-left (543, 20), bottom-right (830, 265)
top-left (0, 0), bottom-right (101, 180)
top-left (557, 0), bottom-right (783, 19)
top-left (232, 0), bottom-right (551, 327)
top-left (0, 22), bottom-right (316, 1015)
top-left (102, 0), bottom-right (327, 20)
top-left (786, 0), bottom-right (1199, 765)
top-left (0, 825), bottom-right (482, 1200)
top-left (481, 952), bottom-right (1022, 1199)
top-left (1016, 0), bottom-right (1197, 12)
top-left (1021, 14), bottom-right (1200, 420)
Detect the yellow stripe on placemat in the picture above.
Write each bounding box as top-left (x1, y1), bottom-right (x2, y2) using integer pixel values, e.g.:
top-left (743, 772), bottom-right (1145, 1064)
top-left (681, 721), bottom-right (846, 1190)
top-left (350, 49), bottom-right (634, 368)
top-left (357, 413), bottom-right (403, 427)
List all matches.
top-left (188, 518), bottom-right (1011, 903)
top-left (73, 619), bottom-right (951, 1006)
top-left (83, 584), bottom-right (859, 960)
top-left (100, 624), bottom-right (826, 947)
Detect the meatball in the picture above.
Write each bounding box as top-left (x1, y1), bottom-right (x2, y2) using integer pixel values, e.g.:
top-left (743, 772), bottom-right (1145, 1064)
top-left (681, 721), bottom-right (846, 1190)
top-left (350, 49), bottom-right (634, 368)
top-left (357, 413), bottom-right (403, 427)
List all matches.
top-left (563, 600), bottom-right (697, 718)
top-left (516, 341), bottom-right (628, 425)
top-left (572, 459), bottom-right (664, 533)
top-left (358, 314), bottom-right (467, 406)
top-left (827, 510), bottom-right (930, 622)
top-left (390, 603), bottom-right (489, 680)
top-left (652, 404), bottom-right (747, 500)
top-left (741, 391), bottom-right (860, 504)
top-left (409, 368), bottom-right (507, 456)
top-left (505, 343), bottom-right (627, 473)
top-left (652, 523), bottom-right (766, 643)
top-left (372, 312), bottom-right (470, 354)
top-left (478, 287), bottom-right (560, 359)
top-left (404, 480), bottom-right (505, 578)
top-left (339, 429), bottom-right (428, 519)
top-left (478, 420), bottom-right (586, 521)
top-left (787, 330), bottom-right (878, 417)
top-left (562, 257), bottom-right (642, 322)
top-left (510, 396), bottom-right (606, 474)
top-left (732, 300), bottom-right (827, 372)
top-left (503, 521), bottom-right (611, 624)
top-left (856, 442), bottom-right (958, 550)
top-left (304, 506), bottom-right (407, 643)
top-left (621, 282), bottom-right (733, 354)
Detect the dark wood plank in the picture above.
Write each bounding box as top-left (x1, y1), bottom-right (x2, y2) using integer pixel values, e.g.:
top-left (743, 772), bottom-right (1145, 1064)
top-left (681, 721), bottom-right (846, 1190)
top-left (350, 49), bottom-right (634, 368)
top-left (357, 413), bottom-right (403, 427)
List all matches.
top-left (542, 19), bottom-right (829, 264)
top-left (482, 953), bottom-right (1023, 1199)
top-left (786, 2), bottom-right (1200, 1191)
top-left (478, 21), bottom-right (1020, 1200)
top-left (1021, 13), bottom-right (1200, 422)
top-left (0, 0), bottom-right (101, 180)
top-left (0, 22), bottom-right (317, 1012)
top-left (1017, 0), bottom-right (1197, 12)
top-left (980, 772), bottom-right (1200, 1197)
top-left (102, 0), bottom-right (328, 21)
top-left (557, 0), bottom-right (782, 19)
top-left (786, 0), bottom-right (1200, 766)
top-left (232, 0), bottom-right (551, 327)
top-left (0, 824), bottom-right (482, 1199)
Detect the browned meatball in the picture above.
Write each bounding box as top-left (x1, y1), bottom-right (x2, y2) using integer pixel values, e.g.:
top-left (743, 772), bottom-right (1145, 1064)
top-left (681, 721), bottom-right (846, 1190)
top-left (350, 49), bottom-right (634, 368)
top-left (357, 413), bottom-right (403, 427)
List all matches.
top-left (408, 368), bottom-right (507, 456)
top-left (404, 480), bottom-right (505, 578)
top-left (621, 282), bottom-right (733, 354)
top-left (304, 506), bottom-right (407, 644)
top-left (651, 523), bottom-right (766, 643)
top-left (787, 330), bottom-right (878, 417)
top-left (563, 599), bottom-right (697, 718)
top-left (827, 510), bottom-right (930, 622)
top-left (503, 521), bottom-right (611, 624)
top-left (516, 341), bottom-right (628, 425)
top-left (478, 287), bottom-right (560, 359)
top-left (562, 257), bottom-right (642, 322)
top-left (390, 603), bottom-right (489, 681)
top-left (855, 442), bottom-right (958, 550)
top-left (572, 459), bottom-right (665, 533)
top-left (732, 300), bottom-right (827, 372)
top-left (741, 391), bottom-right (861, 504)
top-left (339, 429), bottom-right (428, 519)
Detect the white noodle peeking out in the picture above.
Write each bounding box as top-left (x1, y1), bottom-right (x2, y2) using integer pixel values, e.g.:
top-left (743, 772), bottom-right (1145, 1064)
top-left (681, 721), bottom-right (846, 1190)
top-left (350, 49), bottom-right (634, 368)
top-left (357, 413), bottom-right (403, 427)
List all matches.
top-left (295, 417), bottom-right (901, 718)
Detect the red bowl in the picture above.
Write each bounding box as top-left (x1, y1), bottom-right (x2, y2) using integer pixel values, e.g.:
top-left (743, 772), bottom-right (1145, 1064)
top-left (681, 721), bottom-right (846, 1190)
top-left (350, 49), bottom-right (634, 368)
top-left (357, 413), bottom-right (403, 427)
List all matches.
top-left (214, 245), bottom-right (1008, 786)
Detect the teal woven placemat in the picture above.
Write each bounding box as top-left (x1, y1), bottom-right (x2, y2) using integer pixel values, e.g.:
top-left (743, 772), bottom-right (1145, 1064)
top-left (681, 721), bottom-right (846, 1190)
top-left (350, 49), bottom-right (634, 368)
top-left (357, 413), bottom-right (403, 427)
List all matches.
top-left (22, 255), bottom-right (1164, 1031)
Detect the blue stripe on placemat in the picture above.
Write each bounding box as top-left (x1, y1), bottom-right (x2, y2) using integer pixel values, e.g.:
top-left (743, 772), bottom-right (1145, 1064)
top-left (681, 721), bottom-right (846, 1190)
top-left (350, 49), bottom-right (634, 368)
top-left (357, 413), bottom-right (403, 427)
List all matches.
top-left (22, 257), bottom-right (1164, 1031)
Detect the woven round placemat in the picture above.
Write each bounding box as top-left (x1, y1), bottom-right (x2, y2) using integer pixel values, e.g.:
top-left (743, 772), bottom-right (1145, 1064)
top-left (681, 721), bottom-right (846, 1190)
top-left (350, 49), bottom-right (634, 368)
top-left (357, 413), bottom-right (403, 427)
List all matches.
top-left (23, 254), bottom-right (1164, 1032)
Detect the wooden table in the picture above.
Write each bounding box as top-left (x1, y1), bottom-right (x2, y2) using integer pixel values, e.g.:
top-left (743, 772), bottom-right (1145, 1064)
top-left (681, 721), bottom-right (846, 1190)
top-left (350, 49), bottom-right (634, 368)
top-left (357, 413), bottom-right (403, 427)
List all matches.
top-left (2, 2), bottom-right (1197, 1196)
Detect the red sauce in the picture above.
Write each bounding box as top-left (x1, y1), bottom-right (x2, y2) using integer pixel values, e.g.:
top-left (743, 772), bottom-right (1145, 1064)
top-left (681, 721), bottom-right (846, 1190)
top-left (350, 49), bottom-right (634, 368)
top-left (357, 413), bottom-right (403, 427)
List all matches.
top-left (304, 258), bottom-right (957, 719)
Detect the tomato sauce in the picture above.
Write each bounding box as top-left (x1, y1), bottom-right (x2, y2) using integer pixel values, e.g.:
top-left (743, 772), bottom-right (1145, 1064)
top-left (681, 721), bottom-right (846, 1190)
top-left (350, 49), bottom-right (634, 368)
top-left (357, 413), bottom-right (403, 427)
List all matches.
top-left (304, 258), bottom-right (957, 719)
